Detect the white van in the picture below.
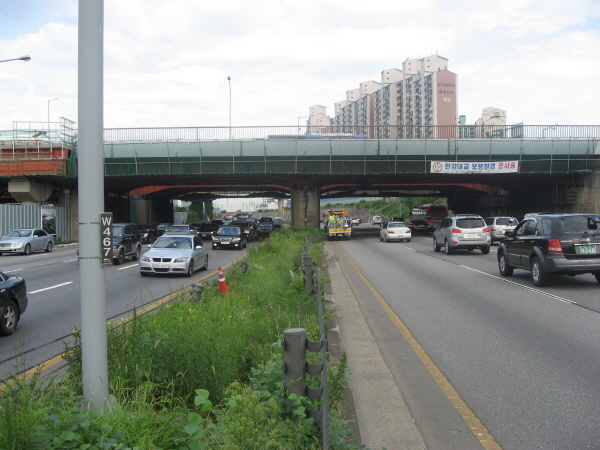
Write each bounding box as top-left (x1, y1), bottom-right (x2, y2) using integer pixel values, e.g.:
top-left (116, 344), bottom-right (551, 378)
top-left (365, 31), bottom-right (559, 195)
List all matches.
top-left (371, 215), bottom-right (382, 225)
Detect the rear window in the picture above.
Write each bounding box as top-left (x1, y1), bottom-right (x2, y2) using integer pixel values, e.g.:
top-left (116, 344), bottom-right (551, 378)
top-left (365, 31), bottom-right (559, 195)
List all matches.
top-left (553, 216), bottom-right (600, 235)
top-left (428, 205), bottom-right (447, 213)
top-left (495, 217), bottom-right (516, 225)
top-left (388, 223), bottom-right (407, 228)
top-left (456, 218), bottom-right (486, 229)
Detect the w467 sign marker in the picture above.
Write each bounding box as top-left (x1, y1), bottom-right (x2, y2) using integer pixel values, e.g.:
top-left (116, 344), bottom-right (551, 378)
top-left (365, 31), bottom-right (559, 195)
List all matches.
top-left (100, 212), bottom-right (113, 266)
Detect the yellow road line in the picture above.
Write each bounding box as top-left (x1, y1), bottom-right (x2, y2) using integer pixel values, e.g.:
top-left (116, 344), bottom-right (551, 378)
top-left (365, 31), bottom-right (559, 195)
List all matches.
top-left (1, 256), bottom-right (244, 391)
top-left (335, 242), bottom-right (502, 450)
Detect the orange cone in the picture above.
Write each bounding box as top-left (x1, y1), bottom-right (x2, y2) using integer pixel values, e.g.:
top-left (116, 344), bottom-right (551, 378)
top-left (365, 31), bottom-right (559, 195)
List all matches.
top-left (218, 267), bottom-right (230, 294)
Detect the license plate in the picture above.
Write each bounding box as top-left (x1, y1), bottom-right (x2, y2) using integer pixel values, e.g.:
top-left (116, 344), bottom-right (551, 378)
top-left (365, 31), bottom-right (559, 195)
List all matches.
top-left (577, 245), bottom-right (597, 254)
top-left (154, 264), bottom-right (170, 269)
top-left (464, 233), bottom-right (477, 238)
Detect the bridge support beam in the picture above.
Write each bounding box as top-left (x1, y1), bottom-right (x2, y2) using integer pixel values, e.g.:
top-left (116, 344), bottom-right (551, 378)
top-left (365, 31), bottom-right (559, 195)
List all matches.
top-left (291, 185), bottom-right (320, 228)
top-left (7, 178), bottom-right (52, 205)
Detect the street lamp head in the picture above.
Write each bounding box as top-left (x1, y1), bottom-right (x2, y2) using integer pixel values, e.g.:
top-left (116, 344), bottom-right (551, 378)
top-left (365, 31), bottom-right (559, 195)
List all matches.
top-left (19, 55), bottom-right (31, 62)
top-left (227, 76), bottom-right (231, 82)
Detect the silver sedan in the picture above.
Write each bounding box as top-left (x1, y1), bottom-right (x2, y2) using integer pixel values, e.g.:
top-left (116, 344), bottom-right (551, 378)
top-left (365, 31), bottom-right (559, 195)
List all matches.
top-left (139, 234), bottom-right (208, 277)
top-left (0, 228), bottom-right (54, 255)
top-left (379, 222), bottom-right (412, 242)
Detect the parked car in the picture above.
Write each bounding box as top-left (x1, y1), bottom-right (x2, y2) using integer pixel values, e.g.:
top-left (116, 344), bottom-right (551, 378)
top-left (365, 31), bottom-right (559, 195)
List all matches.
top-left (112, 223), bottom-right (142, 265)
top-left (212, 226), bottom-right (247, 250)
top-left (433, 214), bottom-right (491, 255)
top-left (0, 228), bottom-right (54, 255)
top-left (156, 223), bottom-right (171, 236)
top-left (140, 234), bottom-right (208, 277)
top-left (350, 217), bottom-right (361, 226)
top-left (199, 223), bottom-right (219, 240)
top-left (497, 213), bottom-right (600, 287)
top-left (138, 224), bottom-right (158, 244)
top-left (0, 270), bottom-right (28, 335)
top-left (379, 222), bottom-right (412, 242)
top-left (257, 222), bottom-right (273, 239)
top-left (485, 216), bottom-right (519, 243)
top-left (166, 224), bottom-right (198, 235)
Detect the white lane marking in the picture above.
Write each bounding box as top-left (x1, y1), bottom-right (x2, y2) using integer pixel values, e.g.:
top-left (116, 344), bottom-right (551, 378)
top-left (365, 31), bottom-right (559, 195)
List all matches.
top-left (62, 258), bottom-right (78, 263)
top-left (4, 268), bottom-right (24, 273)
top-left (117, 263), bottom-right (139, 270)
top-left (461, 265), bottom-right (578, 305)
top-left (29, 281), bottom-right (73, 294)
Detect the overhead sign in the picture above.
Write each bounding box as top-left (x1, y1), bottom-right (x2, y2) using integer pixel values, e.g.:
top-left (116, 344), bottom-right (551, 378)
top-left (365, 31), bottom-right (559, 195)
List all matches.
top-left (100, 212), bottom-right (113, 266)
top-left (431, 161), bottom-right (519, 174)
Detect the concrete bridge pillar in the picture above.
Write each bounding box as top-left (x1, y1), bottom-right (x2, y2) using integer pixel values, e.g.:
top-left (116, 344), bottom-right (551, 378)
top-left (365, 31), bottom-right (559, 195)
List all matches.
top-left (7, 178), bottom-right (52, 205)
top-left (291, 185), bottom-right (320, 228)
top-left (575, 170), bottom-right (600, 214)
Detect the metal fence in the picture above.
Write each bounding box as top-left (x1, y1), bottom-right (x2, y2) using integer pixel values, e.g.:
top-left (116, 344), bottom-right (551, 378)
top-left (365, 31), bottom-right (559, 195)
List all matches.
top-left (0, 204), bottom-right (73, 242)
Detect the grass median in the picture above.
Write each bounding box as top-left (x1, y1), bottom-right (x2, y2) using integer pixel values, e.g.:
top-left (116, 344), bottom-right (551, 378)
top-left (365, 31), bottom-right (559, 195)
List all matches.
top-left (0, 227), bottom-right (357, 450)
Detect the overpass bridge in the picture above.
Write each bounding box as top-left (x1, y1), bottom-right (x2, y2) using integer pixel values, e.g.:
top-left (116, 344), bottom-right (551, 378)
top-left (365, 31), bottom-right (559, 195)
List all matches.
top-left (1, 122), bottom-right (599, 232)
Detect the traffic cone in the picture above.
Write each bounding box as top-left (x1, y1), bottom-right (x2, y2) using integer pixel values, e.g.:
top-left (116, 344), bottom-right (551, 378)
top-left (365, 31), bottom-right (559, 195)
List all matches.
top-left (218, 267), bottom-right (230, 294)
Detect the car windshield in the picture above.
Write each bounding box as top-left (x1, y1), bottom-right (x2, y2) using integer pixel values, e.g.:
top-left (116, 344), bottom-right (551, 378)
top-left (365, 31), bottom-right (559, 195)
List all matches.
top-left (112, 226), bottom-right (124, 237)
top-left (153, 236), bottom-right (192, 249)
top-left (553, 215), bottom-right (600, 235)
top-left (388, 223), bottom-right (407, 228)
top-left (217, 227), bottom-right (241, 235)
top-left (168, 226), bottom-right (188, 232)
top-left (7, 229), bottom-right (32, 238)
top-left (496, 217), bottom-right (517, 225)
top-left (456, 218), bottom-right (486, 228)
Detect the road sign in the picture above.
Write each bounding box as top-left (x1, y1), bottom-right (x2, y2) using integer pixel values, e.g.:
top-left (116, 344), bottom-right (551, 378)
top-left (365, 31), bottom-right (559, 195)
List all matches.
top-left (100, 212), bottom-right (113, 266)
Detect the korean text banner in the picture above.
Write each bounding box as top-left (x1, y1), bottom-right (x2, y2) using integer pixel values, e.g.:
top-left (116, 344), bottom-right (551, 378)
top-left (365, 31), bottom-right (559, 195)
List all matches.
top-left (430, 161), bottom-right (519, 174)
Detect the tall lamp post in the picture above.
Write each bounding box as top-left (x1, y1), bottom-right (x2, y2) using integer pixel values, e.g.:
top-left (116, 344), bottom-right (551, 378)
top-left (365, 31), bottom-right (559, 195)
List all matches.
top-left (227, 76), bottom-right (232, 140)
top-left (0, 55), bottom-right (31, 63)
top-left (48, 97), bottom-right (58, 134)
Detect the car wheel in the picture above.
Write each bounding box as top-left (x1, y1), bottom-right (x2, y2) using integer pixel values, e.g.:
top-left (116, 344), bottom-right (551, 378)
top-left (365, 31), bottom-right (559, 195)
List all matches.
top-left (379, 235), bottom-right (384, 241)
top-left (186, 260), bottom-right (194, 277)
top-left (131, 246), bottom-right (140, 261)
top-left (444, 239), bottom-right (454, 255)
top-left (114, 249), bottom-right (124, 265)
top-left (433, 238), bottom-right (441, 252)
top-left (0, 300), bottom-right (18, 336)
top-left (45, 242), bottom-right (53, 253)
top-left (384, 235), bottom-right (389, 242)
top-left (201, 254), bottom-right (209, 271)
top-left (530, 257), bottom-right (550, 287)
top-left (498, 252), bottom-right (514, 276)
top-left (23, 244), bottom-right (31, 255)
top-left (595, 272), bottom-right (600, 284)
top-left (407, 239), bottom-right (411, 242)
top-left (481, 246), bottom-right (490, 255)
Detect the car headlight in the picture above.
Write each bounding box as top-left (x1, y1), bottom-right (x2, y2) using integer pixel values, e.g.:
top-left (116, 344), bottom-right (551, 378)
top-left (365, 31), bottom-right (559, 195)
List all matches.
top-left (232, 238), bottom-right (240, 242)
top-left (141, 256), bottom-right (151, 262)
top-left (173, 257), bottom-right (189, 263)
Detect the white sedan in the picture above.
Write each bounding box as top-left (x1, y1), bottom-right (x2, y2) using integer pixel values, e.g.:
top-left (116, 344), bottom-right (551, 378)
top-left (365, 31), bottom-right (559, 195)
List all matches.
top-left (379, 222), bottom-right (412, 243)
top-left (140, 234), bottom-right (208, 277)
top-left (0, 228), bottom-right (54, 255)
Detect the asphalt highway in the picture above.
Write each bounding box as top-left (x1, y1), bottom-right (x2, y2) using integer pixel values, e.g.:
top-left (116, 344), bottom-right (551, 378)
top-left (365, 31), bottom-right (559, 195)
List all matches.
top-left (329, 224), bottom-right (600, 450)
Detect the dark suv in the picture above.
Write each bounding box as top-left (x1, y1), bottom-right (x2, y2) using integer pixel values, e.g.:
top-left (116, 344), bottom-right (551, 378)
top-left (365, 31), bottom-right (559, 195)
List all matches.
top-left (497, 213), bottom-right (600, 286)
top-left (112, 223), bottom-right (142, 265)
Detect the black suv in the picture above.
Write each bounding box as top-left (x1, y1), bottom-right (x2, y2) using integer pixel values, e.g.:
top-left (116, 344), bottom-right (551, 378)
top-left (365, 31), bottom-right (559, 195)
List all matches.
top-left (497, 213), bottom-right (600, 286)
top-left (112, 223), bottom-right (142, 265)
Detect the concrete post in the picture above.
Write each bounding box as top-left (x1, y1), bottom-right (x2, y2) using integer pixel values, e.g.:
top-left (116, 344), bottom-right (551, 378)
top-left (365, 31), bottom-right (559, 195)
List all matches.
top-left (77, 0), bottom-right (109, 411)
top-left (291, 185), bottom-right (320, 228)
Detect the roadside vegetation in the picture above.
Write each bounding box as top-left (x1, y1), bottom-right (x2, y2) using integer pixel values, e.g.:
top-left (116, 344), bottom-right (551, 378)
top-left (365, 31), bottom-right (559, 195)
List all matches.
top-left (323, 197), bottom-right (445, 221)
top-left (0, 228), bottom-right (357, 450)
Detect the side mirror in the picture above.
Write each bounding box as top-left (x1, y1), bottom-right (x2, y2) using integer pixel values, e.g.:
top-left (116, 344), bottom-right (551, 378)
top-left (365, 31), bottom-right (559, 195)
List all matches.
top-left (147, 244), bottom-right (152, 248)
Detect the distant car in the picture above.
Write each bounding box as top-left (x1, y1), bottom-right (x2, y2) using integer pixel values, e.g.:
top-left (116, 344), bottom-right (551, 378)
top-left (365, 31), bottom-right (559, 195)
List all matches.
top-left (156, 223), bottom-right (171, 236)
top-left (138, 224), bottom-right (158, 244)
top-left (371, 215), bottom-right (382, 226)
top-left (212, 226), bottom-right (247, 250)
top-left (485, 216), bottom-right (519, 243)
top-left (199, 223), bottom-right (219, 240)
top-left (0, 228), bottom-right (54, 255)
top-left (379, 222), bottom-right (412, 242)
top-left (257, 222), bottom-right (273, 239)
top-left (497, 213), bottom-right (600, 287)
top-left (140, 234), bottom-right (208, 277)
top-left (0, 270), bottom-right (28, 335)
top-left (166, 224), bottom-right (197, 235)
top-left (433, 214), bottom-right (491, 255)
top-left (232, 220), bottom-right (256, 241)
top-left (272, 217), bottom-right (284, 229)
top-left (350, 217), bottom-right (360, 226)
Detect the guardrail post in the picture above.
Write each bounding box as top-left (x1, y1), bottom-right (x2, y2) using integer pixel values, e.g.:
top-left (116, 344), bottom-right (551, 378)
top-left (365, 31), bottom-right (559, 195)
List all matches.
top-left (303, 255), bottom-right (313, 293)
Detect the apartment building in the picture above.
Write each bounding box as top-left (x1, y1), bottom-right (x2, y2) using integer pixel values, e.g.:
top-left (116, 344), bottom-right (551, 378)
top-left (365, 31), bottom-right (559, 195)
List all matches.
top-left (309, 54), bottom-right (458, 138)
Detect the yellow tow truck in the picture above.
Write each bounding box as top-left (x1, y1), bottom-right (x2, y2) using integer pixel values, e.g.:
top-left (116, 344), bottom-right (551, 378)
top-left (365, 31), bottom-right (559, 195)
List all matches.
top-left (327, 208), bottom-right (351, 241)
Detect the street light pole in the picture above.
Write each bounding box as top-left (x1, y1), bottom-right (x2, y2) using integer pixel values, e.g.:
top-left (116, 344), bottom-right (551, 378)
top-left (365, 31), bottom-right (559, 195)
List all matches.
top-left (48, 98), bottom-right (58, 134)
top-left (227, 76), bottom-right (232, 140)
top-left (0, 55), bottom-right (31, 63)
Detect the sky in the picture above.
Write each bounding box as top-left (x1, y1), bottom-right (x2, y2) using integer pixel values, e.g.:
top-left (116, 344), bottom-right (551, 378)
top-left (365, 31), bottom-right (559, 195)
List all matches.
top-left (1, 0), bottom-right (599, 210)
top-left (1, 0), bottom-right (600, 131)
